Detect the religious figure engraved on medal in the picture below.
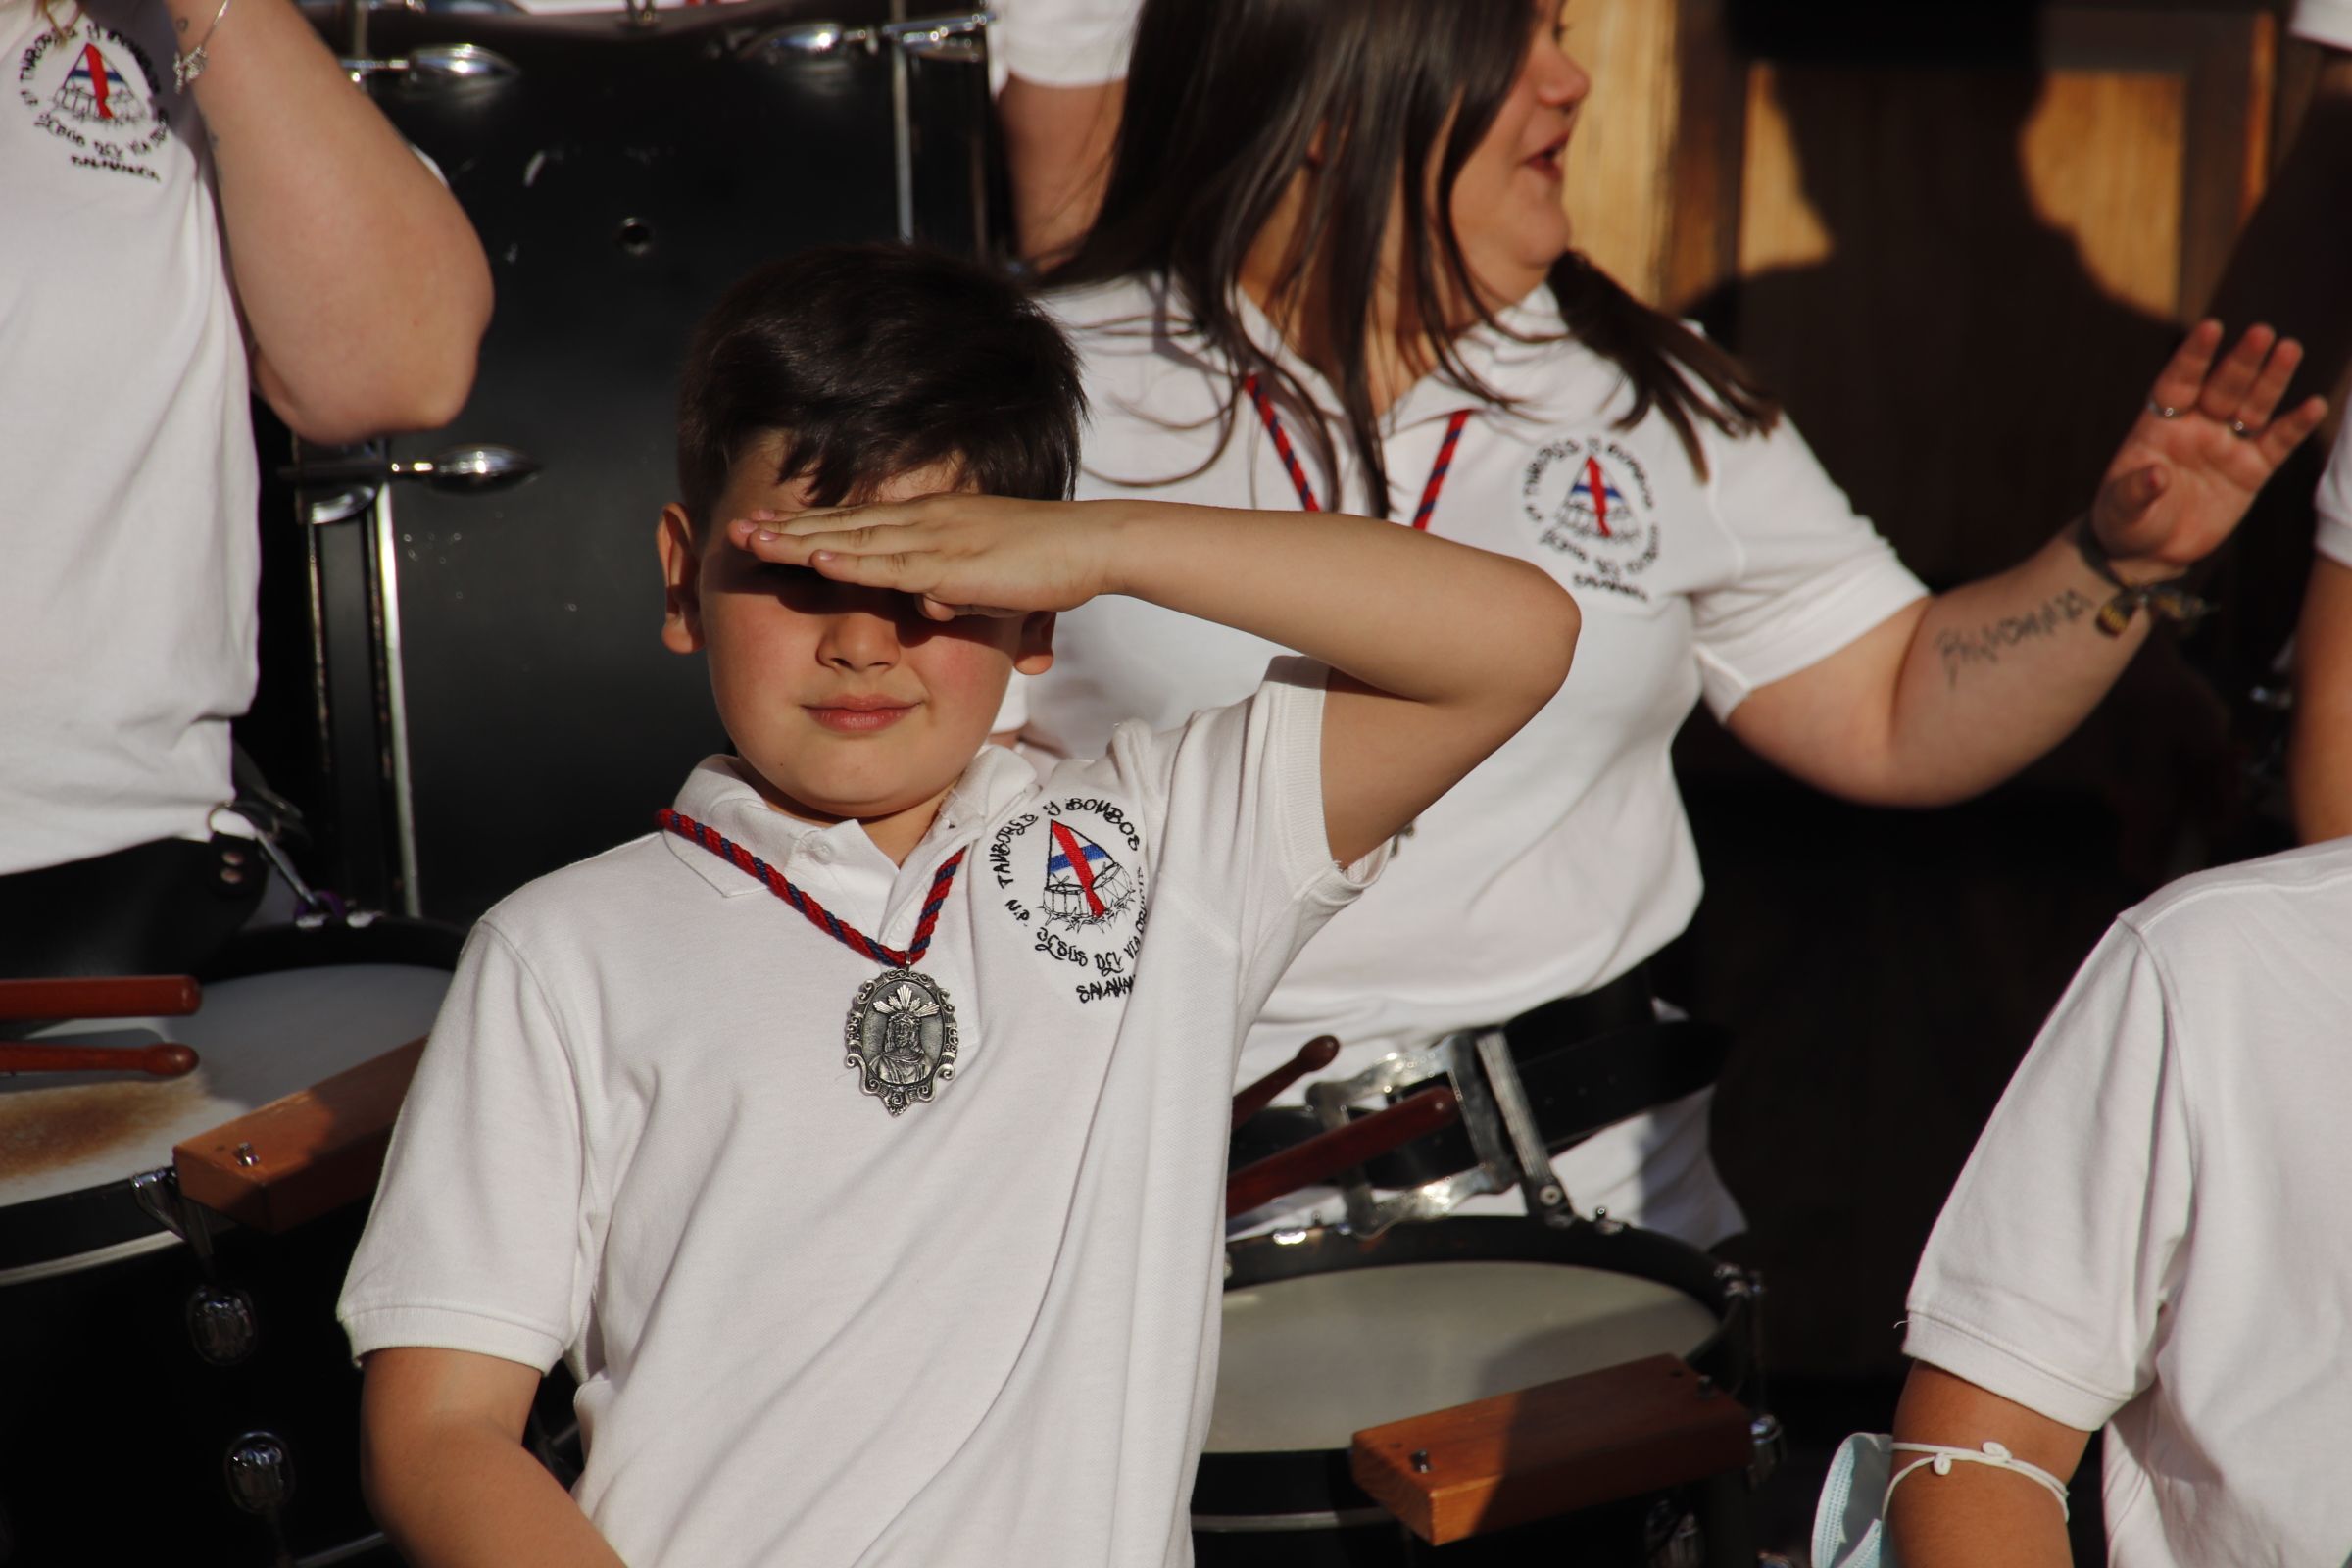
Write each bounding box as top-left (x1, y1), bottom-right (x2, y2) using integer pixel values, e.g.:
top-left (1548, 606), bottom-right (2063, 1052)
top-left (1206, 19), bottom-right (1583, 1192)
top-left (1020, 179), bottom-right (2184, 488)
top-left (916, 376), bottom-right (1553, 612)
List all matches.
top-left (846, 969), bottom-right (959, 1115)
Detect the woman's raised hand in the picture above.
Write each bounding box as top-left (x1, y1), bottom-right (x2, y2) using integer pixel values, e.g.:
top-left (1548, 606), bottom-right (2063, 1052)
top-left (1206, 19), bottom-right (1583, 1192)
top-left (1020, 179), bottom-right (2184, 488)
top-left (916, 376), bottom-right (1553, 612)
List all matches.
top-left (2088, 320), bottom-right (2328, 582)
top-left (728, 494), bottom-right (1121, 621)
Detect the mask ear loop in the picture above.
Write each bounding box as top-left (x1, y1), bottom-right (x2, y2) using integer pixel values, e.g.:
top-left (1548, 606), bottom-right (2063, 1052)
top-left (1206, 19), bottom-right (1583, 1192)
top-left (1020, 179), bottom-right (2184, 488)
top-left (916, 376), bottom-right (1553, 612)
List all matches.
top-left (1885, 1441), bottom-right (2072, 1520)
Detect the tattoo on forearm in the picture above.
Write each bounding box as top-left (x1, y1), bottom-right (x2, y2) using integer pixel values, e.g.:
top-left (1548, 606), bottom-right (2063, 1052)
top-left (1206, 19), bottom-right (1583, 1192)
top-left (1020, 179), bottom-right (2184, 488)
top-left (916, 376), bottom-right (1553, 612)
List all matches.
top-left (1934, 588), bottom-right (2097, 688)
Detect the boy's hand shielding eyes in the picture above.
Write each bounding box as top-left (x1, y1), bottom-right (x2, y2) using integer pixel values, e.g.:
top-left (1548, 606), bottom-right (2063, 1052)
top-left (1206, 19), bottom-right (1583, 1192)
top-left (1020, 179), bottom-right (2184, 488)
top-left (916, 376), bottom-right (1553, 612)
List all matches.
top-left (727, 496), bottom-right (1122, 622)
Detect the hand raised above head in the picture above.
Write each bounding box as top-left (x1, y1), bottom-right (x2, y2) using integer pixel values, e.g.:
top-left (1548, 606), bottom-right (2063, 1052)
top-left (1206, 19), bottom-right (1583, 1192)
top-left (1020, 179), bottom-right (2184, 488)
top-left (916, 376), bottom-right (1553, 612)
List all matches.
top-left (2089, 319), bottom-right (2328, 584)
top-left (726, 495), bottom-right (1122, 622)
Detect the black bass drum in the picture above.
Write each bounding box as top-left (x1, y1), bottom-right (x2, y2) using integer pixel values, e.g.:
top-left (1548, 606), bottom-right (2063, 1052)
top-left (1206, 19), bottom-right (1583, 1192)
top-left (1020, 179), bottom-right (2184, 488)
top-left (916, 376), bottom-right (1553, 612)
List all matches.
top-left (1193, 1218), bottom-right (1765, 1567)
top-left (0, 918), bottom-right (458, 1567)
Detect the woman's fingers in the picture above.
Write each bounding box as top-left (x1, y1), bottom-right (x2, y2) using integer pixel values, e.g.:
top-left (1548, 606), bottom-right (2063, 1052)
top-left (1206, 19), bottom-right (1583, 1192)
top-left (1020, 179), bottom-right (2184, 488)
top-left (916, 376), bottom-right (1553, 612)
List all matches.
top-left (2191, 322), bottom-right (2273, 419)
top-left (2256, 394), bottom-right (2330, 467)
top-left (2145, 319), bottom-right (2225, 415)
top-left (2231, 337), bottom-right (2304, 433)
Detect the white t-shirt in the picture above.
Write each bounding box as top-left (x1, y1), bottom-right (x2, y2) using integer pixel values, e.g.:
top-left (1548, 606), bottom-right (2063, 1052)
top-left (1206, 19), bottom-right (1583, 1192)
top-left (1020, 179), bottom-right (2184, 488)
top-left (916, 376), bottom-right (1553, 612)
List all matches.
top-left (1903, 840), bottom-right (2352, 1568)
top-left (0, 0), bottom-right (256, 874)
top-left (1017, 273), bottom-right (1926, 1244)
top-left (2314, 415), bottom-right (2352, 566)
top-left (2293, 0), bottom-right (2352, 49)
top-left (339, 665), bottom-right (1379, 1568)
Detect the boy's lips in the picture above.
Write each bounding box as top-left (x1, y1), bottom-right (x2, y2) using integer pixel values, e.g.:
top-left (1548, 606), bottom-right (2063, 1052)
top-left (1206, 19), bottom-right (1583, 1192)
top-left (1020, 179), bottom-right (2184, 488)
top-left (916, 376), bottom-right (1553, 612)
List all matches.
top-left (807, 697), bottom-right (916, 733)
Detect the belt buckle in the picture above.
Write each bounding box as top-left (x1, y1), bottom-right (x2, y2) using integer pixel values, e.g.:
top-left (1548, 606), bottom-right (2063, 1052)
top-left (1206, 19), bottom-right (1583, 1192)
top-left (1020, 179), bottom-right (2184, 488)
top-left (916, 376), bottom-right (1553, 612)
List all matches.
top-left (1303, 1029), bottom-right (1576, 1236)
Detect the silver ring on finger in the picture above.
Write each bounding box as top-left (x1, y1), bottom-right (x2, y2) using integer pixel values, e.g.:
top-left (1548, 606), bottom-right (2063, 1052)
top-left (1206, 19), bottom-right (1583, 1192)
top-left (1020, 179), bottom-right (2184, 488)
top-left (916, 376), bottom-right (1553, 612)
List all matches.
top-left (2146, 399), bottom-right (2187, 419)
top-left (2229, 418), bottom-right (2258, 439)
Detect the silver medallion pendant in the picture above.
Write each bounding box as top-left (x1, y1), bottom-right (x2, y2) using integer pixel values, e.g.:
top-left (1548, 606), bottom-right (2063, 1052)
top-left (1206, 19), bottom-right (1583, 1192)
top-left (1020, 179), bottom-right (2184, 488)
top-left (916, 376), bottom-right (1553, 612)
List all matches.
top-left (845, 968), bottom-right (959, 1115)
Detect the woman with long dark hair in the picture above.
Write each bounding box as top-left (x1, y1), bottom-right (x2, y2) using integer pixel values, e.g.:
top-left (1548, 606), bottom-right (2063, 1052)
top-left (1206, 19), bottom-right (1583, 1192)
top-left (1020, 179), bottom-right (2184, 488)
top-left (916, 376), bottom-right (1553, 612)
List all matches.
top-left (1016, 0), bottom-right (2323, 1243)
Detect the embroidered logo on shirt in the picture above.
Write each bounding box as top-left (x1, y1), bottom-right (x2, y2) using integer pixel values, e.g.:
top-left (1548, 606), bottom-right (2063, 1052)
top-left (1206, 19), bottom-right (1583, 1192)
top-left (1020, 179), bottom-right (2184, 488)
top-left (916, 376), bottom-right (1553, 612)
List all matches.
top-left (988, 798), bottom-right (1149, 1004)
top-left (1522, 437), bottom-right (1659, 602)
top-left (17, 24), bottom-right (172, 180)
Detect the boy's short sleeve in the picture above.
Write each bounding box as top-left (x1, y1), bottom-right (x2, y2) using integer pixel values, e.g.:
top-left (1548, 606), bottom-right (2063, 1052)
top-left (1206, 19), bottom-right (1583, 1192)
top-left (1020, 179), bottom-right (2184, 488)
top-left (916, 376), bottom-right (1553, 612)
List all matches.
top-left (337, 920), bottom-right (593, 1371)
top-left (2316, 417), bottom-right (2352, 568)
top-left (1106, 656), bottom-right (1387, 1041)
top-left (1688, 417), bottom-right (1929, 718)
top-left (1901, 921), bottom-right (2191, 1431)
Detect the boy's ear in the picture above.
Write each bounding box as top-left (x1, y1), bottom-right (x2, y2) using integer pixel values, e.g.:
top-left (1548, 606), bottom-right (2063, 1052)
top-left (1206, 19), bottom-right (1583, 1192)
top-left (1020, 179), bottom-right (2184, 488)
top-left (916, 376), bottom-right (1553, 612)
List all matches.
top-left (1012, 610), bottom-right (1055, 676)
top-left (657, 505), bottom-right (705, 655)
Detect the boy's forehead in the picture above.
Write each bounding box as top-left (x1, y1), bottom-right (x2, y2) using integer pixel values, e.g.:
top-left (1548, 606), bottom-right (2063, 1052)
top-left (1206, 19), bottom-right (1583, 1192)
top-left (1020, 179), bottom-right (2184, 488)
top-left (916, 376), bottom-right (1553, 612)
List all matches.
top-left (719, 436), bottom-right (973, 516)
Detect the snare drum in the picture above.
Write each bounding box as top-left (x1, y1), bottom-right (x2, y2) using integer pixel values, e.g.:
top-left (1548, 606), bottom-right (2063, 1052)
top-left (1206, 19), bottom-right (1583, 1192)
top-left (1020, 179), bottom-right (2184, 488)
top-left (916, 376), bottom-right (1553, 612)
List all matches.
top-left (0, 918), bottom-right (456, 1566)
top-left (1194, 1218), bottom-right (1763, 1567)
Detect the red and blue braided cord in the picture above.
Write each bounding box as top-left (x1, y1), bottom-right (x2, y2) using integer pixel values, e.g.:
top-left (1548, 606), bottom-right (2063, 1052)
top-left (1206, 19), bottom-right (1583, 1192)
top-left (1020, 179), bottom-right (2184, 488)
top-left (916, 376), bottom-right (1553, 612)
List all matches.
top-left (1410, 410), bottom-right (1472, 531)
top-left (1243, 374), bottom-right (1470, 530)
top-left (657, 808), bottom-right (964, 967)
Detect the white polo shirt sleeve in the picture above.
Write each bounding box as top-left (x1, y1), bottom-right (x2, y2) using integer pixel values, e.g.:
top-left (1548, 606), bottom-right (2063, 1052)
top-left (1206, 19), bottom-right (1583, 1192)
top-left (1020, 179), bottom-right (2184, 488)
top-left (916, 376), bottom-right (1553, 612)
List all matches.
top-left (1901, 921), bottom-right (2191, 1431)
top-left (1686, 418), bottom-right (1929, 716)
top-left (2293, 0), bottom-right (2352, 48)
top-left (1110, 656), bottom-right (1386, 1037)
top-left (2315, 416), bottom-right (2352, 567)
top-left (339, 920), bottom-right (595, 1370)
top-left (994, 0), bottom-right (1136, 87)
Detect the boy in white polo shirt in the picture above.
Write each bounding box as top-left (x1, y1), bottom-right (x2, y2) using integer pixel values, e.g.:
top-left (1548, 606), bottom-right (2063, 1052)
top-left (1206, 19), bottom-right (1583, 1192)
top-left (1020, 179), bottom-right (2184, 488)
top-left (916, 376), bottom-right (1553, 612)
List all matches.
top-left (336, 243), bottom-right (1579, 1568)
top-left (1882, 837), bottom-right (2352, 1566)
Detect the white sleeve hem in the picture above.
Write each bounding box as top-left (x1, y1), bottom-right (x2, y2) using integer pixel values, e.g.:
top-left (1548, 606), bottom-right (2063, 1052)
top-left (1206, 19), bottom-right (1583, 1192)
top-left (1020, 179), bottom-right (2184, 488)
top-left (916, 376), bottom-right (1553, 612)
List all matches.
top-left (2317, 511), bottom-right (2352, 569)
top-left (1260, 657), bottom-right (1391, 906)
top-left (1698, 572), bottom-right (1929, 717)
top-left (2292, 0), bottom-right (2352, 48)
top-left (998, 15), bottom-right (1133, 86)
top-left (341, 1303), bottom-right (569, 1373)
top-left (1901, 1308), bottom-right (2132, 1433)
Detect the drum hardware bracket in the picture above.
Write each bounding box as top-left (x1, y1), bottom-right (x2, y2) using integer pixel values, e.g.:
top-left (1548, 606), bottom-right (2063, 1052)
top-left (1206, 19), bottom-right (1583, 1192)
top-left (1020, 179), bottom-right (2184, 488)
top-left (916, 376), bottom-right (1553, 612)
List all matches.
top-left (1469, 1028), bottom-right (1579, 1230)
top-left (1747, 1411), bottom-right (1787, 1488)
top-left (737, 12), bottom-right (996, 66)
top-left (129, 1168), bottom-right (221, 1269)
top-left (342, 41), bottom-right (521, 86)
top-left (1307, 1034), bottom-right (1519, 1237)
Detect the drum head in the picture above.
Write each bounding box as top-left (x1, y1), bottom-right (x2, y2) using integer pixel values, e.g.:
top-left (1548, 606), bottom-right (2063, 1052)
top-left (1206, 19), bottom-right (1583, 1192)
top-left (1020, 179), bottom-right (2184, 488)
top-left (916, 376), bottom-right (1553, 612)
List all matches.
top-left (0, 922), bottom-right (455, 1276)
top-left (1211, 1260), bottom-right (1720, 1453)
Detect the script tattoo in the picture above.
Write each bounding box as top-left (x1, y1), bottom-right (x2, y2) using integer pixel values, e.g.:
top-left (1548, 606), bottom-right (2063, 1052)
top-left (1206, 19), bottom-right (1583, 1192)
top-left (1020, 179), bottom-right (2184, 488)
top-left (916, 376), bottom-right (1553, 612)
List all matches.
top-left (1934, 587), bottom-right (2098, 688)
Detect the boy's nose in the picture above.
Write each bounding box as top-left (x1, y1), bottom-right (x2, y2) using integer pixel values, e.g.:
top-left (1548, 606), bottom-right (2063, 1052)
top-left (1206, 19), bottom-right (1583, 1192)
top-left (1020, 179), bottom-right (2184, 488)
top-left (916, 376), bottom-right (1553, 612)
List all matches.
top-left (816, 607), bottom-right (904, 671)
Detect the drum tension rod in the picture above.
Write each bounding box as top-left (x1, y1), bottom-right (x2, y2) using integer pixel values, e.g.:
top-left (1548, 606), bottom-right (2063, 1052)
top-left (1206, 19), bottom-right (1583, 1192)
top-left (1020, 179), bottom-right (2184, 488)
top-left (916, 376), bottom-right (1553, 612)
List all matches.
top-left (1470, 1029), bottom-right (1580, 1230)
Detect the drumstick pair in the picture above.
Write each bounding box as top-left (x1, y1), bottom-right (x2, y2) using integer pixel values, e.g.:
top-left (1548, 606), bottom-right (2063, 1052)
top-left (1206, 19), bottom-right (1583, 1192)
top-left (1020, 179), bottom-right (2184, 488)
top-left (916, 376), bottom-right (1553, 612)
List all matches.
top-left (0, 975), bottom-right (204, 1078)
top-left (1226, 1034), bottom-right (1460, 1219)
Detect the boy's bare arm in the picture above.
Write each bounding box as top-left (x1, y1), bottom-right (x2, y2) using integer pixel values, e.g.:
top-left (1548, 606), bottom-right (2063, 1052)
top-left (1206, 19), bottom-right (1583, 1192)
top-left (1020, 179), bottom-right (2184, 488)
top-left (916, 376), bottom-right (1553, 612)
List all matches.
top-left (362, 1348), bottom-right (626, 1568)
top-left (736, 499), bottom-right (1580, 864)
top-left (1886, 1363), bottom-right (2089, 1568)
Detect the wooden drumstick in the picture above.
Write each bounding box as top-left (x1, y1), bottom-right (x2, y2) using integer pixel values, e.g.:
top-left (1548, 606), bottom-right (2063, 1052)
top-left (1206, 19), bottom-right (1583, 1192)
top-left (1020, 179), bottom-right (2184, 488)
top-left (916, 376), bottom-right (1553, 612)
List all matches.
top-left (1225, 1085), bottom-right (1459, 1218)
top-left (0, 1041), bottom-right (201, 1078)
top-left (0, 975), bottom-right (202, 1022)
top-left (1230, 1034), bottom-right (1342, 1129)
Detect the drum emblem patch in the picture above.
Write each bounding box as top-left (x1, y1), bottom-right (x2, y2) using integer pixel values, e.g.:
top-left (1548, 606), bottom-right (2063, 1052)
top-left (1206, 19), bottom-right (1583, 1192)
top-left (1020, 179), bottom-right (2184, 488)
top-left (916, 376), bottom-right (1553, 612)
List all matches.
top-left (1522, 437), bottom-right (1659, 601)
top-left (17, 24), bottom-right (173, 179)
top-left (988, 798), bottom-right (1148, 1004)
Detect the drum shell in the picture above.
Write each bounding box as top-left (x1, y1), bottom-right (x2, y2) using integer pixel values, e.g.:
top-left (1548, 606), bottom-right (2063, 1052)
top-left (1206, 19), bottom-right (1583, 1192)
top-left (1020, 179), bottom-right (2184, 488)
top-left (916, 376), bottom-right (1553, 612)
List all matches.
top-left (0, 1208), bottom-right (381, 1566)
top-left (1193, 1219), bottom-right (1757, 1568)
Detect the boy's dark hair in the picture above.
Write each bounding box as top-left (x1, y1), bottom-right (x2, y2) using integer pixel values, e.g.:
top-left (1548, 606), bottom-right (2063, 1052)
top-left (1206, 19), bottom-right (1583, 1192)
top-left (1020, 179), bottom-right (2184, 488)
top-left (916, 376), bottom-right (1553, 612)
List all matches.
top-left (677, 244), bottom-right (1086, 527)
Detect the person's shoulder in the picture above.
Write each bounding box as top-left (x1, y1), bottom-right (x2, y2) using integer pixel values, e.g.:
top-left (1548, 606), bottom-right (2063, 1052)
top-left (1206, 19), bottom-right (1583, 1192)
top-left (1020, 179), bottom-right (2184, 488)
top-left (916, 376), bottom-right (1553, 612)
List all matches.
top-left (1040, 272), bottom-right (1165, 341)
top-left (2120, 839), bottom-right (2352, 956)
top-left (473, 832), bottom-right (686, 953)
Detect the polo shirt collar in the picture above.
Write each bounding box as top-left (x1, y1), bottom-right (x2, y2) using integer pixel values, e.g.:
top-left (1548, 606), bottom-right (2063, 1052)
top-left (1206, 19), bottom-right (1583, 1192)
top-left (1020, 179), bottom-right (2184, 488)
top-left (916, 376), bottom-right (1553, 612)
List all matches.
top-left (1219, 275), bottom-right (1570, 438)
top-left (662, 750), bottom-right (1037, 899)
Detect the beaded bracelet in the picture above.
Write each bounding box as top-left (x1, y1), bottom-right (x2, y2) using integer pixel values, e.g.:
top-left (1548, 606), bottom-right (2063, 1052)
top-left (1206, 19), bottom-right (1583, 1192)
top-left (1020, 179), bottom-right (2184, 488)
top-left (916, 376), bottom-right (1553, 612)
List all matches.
top-left (2071, 516), bottom-right (2211, 638)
